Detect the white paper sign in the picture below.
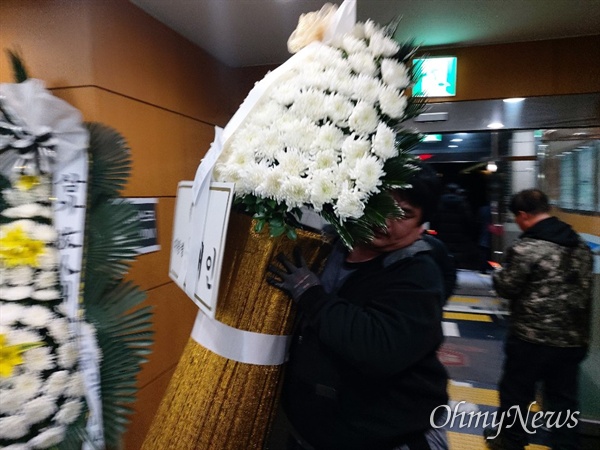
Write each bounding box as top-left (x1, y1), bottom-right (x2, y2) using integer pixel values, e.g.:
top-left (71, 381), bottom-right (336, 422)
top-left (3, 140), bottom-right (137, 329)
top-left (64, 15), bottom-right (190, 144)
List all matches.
top-left (169, 181), bottom-right (235, 318)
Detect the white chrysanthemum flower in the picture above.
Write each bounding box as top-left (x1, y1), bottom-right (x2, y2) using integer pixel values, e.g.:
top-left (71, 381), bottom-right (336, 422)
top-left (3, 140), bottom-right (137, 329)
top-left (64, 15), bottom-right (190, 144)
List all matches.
top-left (378, 85), bottom-right (408, 119)
top-left (34, 269), bottom-right (58, 290)
top-left (289, 88), bottom-right (327, 122)
top-left (0, 388), bottom-right (23, 415)
top-left (252, 101), bottom-right (287, 127)
top-left (0, 415), bottom-right (29, 440)
top-left (57, 341), bottom-right (79, 369)
top-left (347, 52), bottom-right (377, 76)
top-left (368, 29), bottom-right (400, 57)
top-left (0, 303), bottom-right (25, 325)
top-left (279, 176), bottom-right (310, 209)
top-left (350, 22), bottom-right (366, 40)
top-left (20, 304), bottom-right (54, 328)
top-left (352, 74), bottom-right (381, 103)
top-left (310, 170), bottom-right (338, 211)
top-left (23, 345), bottom-right (55, 373)
top-left (341, 135), bottom-right (371, 163)
top-left (363, 19), bottom-right (379, 39)
top-left (348, 102), bottom-right (379, 135)
top-left (12, 373), bottom-right (43, 403)
top-left (1, 203), bottom-right (53, 219)
top-left (31, 288), bottom-right (61, 301)
top-left (313, 123), bottom-right (345, 151)
top-left (371, 123), bottom-right (397, 160)
top-left (311, 149), bottom-right (339, 171)
top-left (270, 80), bottom-right (301, 107)
top-left (55, 398), bottom-right (83, 425)
top-left (255, 168), bottom-right (284, 200)
top-left (328, 70), bottom-right (355, 97)
top-left (31, 223), bottom-right (57, 243)
top-left (351, 155), bottom-right (385, 194)
top-left (232, 124), bottom-right (264, 154)
top-left (335, 183), bottom-right (366, 220)
top-left (8, 329), bottom-right (42, 347)
top-left (47, 317), bottom-right (71, 344)
top-left (275, 148), bottom-right (308, 177)
top-left (279, 116), bottom-right (313, 149)
top-left (37, 247), bottom-right (59, 270)
top-left (43, 370), bottom-right (69, 397)
top-left (27, 425), bottom-right (65, 449)
top-left (381, 58), bottom-right (410, 89)
top-left (65, 371), bottom-right (86, 398)
top-left (4, 265), bottom-right (34, 286)
top-left (33, 182), bottom-right (53, 203)
top-left (22, 395), bottom-right (57, 426)
top-left (0, 285), bottom-right (34, 301)
top-left (340, 34), bottom-right (367, 55)
top-left (324, 93), bottom-right (353, 126)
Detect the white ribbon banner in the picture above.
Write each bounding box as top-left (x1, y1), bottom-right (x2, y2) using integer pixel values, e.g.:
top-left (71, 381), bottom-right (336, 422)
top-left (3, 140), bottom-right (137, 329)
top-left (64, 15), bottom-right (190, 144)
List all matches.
top-left (191, 311), bottom-right (290, 366)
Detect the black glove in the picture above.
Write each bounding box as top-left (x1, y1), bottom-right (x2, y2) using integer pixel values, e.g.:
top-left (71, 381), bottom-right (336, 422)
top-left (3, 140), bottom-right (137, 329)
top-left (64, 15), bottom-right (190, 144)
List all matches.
top-left (267, 247), bottom-right (321, 302)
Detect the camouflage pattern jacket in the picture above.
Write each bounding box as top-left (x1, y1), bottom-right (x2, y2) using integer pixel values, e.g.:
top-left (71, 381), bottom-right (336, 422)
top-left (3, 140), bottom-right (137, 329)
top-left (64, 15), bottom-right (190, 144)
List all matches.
top-left (493, 217), bottom-right (593, 347)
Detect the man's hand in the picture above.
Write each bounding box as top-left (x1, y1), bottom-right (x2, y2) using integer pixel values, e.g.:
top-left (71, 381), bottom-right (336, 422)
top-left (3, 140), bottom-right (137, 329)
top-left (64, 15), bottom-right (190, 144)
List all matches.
top-left (267, 247), bottom-right (321, 302)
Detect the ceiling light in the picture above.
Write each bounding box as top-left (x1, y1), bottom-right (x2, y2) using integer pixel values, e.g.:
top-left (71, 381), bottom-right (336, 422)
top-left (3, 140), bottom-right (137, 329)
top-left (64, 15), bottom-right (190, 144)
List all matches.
top-left (450, 138), bottom-right (463, 142)
top-left (448, 145), bottom-right (458, 148)
top-left (503, 98), bottom-right (525, 103)
top-left (487, 122), bottom-right (504, 129)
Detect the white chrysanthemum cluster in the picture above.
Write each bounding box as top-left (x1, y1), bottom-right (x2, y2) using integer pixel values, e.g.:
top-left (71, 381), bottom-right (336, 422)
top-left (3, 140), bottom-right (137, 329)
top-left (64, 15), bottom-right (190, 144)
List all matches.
top-left (0, 304), bottom-right (86, 449)
top-left (214, 19), bottom-right (411, 222)
top-left (1, 176), bottom-right (60, 303)
top-left (0, 176), bottom-right (86, 449)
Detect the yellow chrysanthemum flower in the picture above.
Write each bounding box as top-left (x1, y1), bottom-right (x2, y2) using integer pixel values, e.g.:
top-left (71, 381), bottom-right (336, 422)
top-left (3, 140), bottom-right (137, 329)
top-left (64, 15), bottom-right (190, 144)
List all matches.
top-left (16, 175), bottom-right (41, 191)
top-left (0, 224), bottom-right (45, 267)
top-left (0, 334), bottom-right (42, 378)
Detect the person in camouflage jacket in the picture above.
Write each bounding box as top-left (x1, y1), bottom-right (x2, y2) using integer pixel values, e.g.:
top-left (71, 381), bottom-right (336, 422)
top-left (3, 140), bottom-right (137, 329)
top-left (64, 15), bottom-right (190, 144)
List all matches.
top-left (485, 189), bottom-right (593, 450)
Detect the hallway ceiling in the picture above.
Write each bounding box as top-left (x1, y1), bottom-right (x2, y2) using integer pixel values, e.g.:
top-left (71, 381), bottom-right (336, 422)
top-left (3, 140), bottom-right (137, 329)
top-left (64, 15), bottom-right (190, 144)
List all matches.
top-left (130, 0), bottom-right (600, 68)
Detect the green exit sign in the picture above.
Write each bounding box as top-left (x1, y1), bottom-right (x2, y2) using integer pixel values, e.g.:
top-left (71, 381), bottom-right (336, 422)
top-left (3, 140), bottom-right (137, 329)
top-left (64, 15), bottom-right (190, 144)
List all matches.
top-left (413, 57), bottom-right (457, 97)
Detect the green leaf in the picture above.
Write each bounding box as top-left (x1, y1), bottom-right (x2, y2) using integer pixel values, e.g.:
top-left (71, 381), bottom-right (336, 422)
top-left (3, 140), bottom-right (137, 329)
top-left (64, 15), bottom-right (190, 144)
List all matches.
top-left (6, 48), bottom-right (29, 83)
top-left (87, 123), bottom-right (132, 207)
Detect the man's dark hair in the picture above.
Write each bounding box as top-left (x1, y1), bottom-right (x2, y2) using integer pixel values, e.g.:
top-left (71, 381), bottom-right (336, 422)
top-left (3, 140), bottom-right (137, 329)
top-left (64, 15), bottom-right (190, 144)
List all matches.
top-left (395, 163), bottom-right (442, 224)
top-left (508, 189), bottom-right (551, 215)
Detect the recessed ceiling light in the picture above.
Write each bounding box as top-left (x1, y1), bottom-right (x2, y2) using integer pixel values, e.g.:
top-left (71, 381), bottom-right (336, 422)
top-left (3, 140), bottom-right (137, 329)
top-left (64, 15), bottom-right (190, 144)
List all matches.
top-left (503, 98), bottom-right (525, 103)
top-left (487, 122), bottom-right (504, 129)
top-left (448, 145), bottom-right (458, 148)
top-left (450, 138), bottom-right (463, 142)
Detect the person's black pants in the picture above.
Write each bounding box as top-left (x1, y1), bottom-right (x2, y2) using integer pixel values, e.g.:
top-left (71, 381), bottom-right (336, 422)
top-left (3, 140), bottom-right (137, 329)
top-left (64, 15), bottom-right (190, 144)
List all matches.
top-left (498, 335), bottom-right (587, 450)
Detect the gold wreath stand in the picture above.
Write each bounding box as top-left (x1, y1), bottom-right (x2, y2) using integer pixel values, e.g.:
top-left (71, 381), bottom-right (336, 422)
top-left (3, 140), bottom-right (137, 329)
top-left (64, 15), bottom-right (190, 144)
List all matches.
top-left (142, 211), bottom-right (330, 449)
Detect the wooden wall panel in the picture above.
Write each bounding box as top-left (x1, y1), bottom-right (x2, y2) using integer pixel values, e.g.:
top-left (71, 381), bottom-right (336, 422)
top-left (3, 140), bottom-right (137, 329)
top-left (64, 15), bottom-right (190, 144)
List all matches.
top-left (0, 0), bottom-right (94, 86)
top-left (87, 0), bottom-right (238, 127)
top-left (125, 367), bottom-right (177, 450)
top-left (136, 283), bottom-right (197, 388)
top-left (421, 35), bottom-right (600, 101)
top-left (91, 89), bottom-right (214, 197)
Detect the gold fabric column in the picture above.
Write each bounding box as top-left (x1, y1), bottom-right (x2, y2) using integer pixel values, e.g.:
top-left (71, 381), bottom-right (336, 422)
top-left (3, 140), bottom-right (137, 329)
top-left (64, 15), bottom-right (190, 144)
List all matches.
top-left (143, 211), bottom-right (330, 449)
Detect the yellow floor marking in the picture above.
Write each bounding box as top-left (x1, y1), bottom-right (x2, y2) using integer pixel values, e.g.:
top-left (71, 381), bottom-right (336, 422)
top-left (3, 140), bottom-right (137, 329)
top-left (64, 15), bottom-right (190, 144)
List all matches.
top-left (450, 296), bottom-right (486, 304)
top-left (448, 432), bottom-right (549, 449)
top-left (443, 311), bottom-right (493, 322)
top-left (448, 383), bottom-right (499, 407)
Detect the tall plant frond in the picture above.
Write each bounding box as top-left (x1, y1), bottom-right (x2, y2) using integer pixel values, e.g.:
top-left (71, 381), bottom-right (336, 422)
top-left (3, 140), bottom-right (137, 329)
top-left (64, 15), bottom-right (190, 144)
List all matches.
top-left (86, 199), bottom-right (141, 280)
top-left (84, 280), bottom-right (153, 448)
top-left (82, 121), bottom-right (153, 447)
top-left (87, 122), bottom-right (132, 207)
top-left (6, 48), bottom-right (29, 83)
